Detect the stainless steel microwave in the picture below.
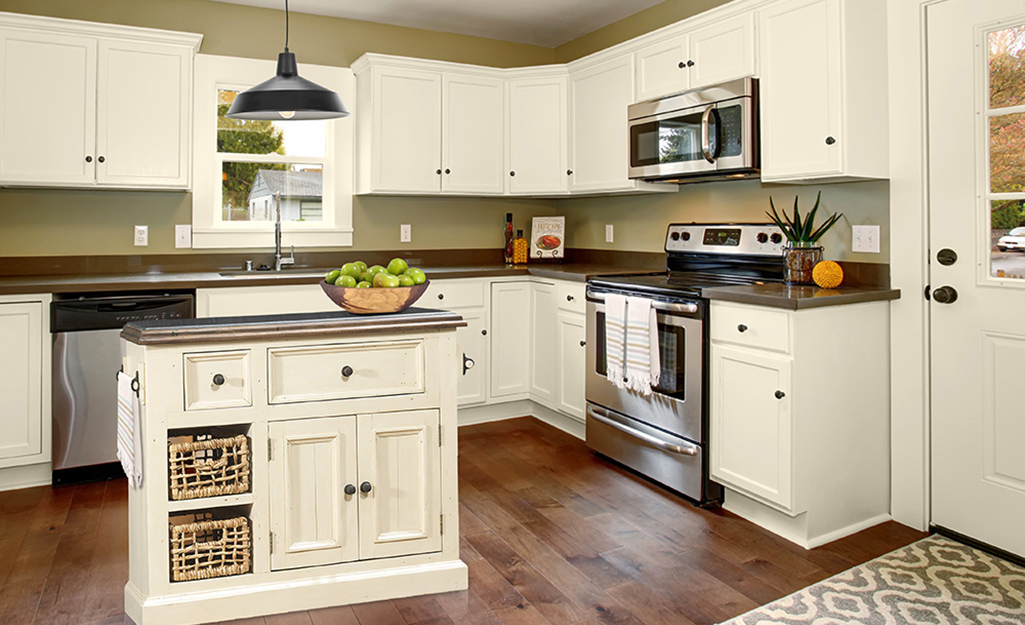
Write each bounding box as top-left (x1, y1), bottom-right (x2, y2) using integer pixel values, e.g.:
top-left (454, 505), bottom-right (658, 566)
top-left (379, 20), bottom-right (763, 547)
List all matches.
top-left (627, 78), bottom-right (759, 183)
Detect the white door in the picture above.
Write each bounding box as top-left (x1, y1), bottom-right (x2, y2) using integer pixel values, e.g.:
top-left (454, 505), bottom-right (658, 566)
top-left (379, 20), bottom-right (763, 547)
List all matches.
top-left (688, 14), bottom-right (756, 90)
top-left (357, 410), bottom-right (442, 560)
top-left (556, 311), bottom-right (586, 420)
top-left (442, 73), bottom-right (504, 194)
top-left (0, 302), bottom-right (42, 463)
top-left (529, 281), bottom-right (557, 404)
top-left (569, 55), bottom-right (634, 193)
top-left (635, 35), bottom-right (689, 101)
top-left (268, 417), bottom-right (359, 570)
top-left (96, 40), bottom-right (190, 188)
top-left (929, 0), bottom-right (1025, 557)
top-left (373, 67), bottom-right (442, 193)
top-left (489, 281), bottom-right (532, 398)
top-left (506, 76), bottom-right (568, 195)
top-left (0, 29), bottom-right (96, 185)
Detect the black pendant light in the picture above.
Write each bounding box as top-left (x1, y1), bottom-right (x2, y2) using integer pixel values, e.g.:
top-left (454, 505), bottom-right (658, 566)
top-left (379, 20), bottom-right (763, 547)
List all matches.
top-left (226, 0), bottom-right (349, 120)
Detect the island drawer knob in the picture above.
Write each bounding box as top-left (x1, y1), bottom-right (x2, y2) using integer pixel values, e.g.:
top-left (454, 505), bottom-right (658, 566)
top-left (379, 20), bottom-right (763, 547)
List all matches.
top-left (737, 324), bottom-right (748, 333)
top-left (360, 481), bottom-right (373, 493)
top-left (344, 484), bottom-right (356, 496)
top-left (437, 293), bottom-right (445, 300)
top-left (341, 365), bottom-right (354, 378)
top-left (212, 373), bottom-right (225, 386)
top-left (775, 390), bottom-right (786, 400)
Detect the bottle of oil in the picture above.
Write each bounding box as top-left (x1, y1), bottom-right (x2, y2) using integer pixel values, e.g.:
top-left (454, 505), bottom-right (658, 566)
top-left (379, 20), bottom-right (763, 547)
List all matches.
top-left (513, 230), bottom-right (528, 265)
top-left (503, 213), bottom-right (514, 264)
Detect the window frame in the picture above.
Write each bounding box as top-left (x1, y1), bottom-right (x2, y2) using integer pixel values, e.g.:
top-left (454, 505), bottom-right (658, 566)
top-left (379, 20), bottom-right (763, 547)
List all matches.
top-left (191, 54), bottom-right (354, 249)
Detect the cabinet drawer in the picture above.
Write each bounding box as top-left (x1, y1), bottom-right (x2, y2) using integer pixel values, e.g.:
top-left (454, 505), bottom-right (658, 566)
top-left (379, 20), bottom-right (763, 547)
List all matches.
top-left (183, 350), bottom-right (253, 411)
top-left (422, 280), bottom-right (486, 309)
top-left (710, 303), bottom-right (790, 353)
top-left (555, 281), bottom-right (585, 314)
top-left (268, 340), bottom-right (425, 404)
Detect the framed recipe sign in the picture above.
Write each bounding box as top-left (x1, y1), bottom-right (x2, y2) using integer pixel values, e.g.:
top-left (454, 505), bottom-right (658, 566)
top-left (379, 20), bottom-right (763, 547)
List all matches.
top-left (530, 216), bottom-right (565, 262)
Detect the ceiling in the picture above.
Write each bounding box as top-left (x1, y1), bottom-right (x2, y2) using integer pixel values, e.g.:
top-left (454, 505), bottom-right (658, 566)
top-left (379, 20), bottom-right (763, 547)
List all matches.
top-left (207, 0), bottom-right (666, 47)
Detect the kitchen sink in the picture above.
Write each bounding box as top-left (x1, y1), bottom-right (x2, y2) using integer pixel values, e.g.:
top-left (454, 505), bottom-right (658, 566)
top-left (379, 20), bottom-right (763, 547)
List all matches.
top-left (218, 268), bottom-right (333, 278)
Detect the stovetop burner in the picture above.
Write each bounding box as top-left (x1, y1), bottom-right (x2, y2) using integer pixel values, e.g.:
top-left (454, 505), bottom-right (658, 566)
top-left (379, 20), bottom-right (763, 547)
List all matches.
top-left (589, 271), bottom-right (777, 299)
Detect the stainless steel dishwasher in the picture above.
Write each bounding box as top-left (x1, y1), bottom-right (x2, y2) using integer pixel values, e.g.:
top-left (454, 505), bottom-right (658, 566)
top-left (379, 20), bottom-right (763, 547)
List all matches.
top-left (51, 291), bottom-right (194, 484)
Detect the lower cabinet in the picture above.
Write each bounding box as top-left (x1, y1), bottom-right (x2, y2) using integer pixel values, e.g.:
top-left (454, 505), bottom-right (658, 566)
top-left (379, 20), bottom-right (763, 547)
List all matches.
top-left (489, 281), bottom-right (531, 400)
top-left (556, 310), bottom-right (586, 420)
top-left (454, 309), bottom-right (488, 405)
top-left (268, 410), bottom-right (441, 571)
top-left (529, 281), bottom-right (558, 403)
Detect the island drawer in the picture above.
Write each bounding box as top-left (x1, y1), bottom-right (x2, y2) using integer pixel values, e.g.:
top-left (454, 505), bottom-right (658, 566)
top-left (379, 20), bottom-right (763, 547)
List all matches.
top-left (268, 340), bottom-right (426, 404)
top-left (710, 303), bottom-right (790, 354)
top-left (183, 350), bottom-right (253, 411)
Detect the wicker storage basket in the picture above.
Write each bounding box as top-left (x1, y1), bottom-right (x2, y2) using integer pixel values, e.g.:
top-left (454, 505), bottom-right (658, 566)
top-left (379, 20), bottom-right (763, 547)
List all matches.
top-left (168, 433), bottom-right (250, 500)
top-left (169, 513), bottom-right (251, 582)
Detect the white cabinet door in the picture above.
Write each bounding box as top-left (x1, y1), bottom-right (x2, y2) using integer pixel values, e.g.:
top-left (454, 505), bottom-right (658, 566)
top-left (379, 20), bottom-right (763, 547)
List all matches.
top-left (357, 410), bottom-right (442, 560)
top-left (442, 73), bottom-right (504, 194)
top-left (373, 67), bottom-right (442, 193)
top-left (489, 281), bottom-right (531, 398)
top-left (759, 0), bottom-right (843, 180)
top-left (688, 14), bottom-right (756, 90)
top-left (569, 55), bottom-right (635, 193)
top-left (455, 308), bottom-right (488, 406)
top-left (635, 35), bottom-right (689, 102)
top-left (0, 30), bottom-right (96, 185)
top-left (529, 282), bottom-right (557, 404)
top-left (506, 76), bottom-right (568, 195)
top-left (556, 310), bottom-right (586, 421)
top-left (710, 344), bottom-right (793, 511)
top-left (269, 417), bottom-right (359, 570)
top-left (96, 40), bottom-right (190, 188)
top-left (0, 302), bottom-right (42, 463)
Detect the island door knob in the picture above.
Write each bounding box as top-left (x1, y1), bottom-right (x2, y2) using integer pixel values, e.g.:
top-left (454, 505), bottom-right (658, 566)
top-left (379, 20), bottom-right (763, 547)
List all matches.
top-left (360, 481), bottom-right (373, 493)
top-left (437, 293), bottom-right (445, 300)
top-left (737, 324), bottom-right (748, 333)
top-left (341, 365), bottom-right (354, 377)
top-left (567, 295), bottom-right (575, 302)
top-left (212, 373), bottom-right (225, 386)
top-left (344, 484), bottom-right (356, 496)
top-left (932, 286), bottom-right (958, 304)
top-left (775, 390), bottom-right (786, 399)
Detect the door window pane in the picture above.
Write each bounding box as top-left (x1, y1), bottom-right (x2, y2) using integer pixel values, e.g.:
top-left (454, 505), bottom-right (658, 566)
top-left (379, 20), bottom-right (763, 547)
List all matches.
top-left (990, 25), bottom-right (1025, 109)
top-left (218, 89), bottom-right (326, 158)
top-left (990, 113), bottom-right (1025, 193)
top-left (222, 163), bottom-right (324, 222)
top-left (991, 200), bottom-right (1025, 278)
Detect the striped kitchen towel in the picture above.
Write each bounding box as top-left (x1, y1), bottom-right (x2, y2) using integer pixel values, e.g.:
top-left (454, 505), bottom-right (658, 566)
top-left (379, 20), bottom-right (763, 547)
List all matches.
top-left (604, 293), bottom-right (628, 389)
top-left (624, 296), bottom-right (660, 395)
top-left (116, 370), bottom-right (143, 489)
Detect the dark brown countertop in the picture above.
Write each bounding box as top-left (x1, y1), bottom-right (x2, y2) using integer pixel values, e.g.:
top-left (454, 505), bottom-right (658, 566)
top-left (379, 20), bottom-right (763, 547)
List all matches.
top-left (121, 307), bottom-right (466, 345)
top-left (703, 283), bottom-right (901, 310)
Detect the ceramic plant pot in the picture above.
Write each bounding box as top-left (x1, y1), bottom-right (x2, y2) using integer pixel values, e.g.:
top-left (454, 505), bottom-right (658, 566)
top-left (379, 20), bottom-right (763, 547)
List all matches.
top-left (783, 245), bottom-right (823, 285)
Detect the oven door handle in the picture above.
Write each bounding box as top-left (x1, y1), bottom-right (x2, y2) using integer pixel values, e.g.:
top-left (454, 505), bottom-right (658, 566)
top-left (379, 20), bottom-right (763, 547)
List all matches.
top-left (587, 291), bottom-right (698, 315)
top-left (587, 406), bottom-right (700, 456)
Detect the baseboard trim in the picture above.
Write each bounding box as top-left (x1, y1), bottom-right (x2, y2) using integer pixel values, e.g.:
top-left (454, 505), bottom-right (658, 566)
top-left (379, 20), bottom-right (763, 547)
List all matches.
top-left (0, 462), bottom-right (51, 492)
top-left (458, 400), bottom-right (585, 440)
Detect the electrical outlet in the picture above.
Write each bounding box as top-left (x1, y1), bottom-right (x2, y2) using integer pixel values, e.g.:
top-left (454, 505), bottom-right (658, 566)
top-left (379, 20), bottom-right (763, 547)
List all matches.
top-left (175, 224), bottom-right (192, 249)
top-left (852, 225), bottom-right (881, 253)
top-left (400, 224), bottom-right (412, 243)
top-left (605, 224), bottom-right (614, 243)
top-left (134, 225), bottom-right (148, 247)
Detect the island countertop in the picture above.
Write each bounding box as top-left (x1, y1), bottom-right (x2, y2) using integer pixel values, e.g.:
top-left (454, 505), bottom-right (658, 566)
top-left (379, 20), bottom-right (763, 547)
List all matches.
top-left (121, 306), bottom-right (466, 345)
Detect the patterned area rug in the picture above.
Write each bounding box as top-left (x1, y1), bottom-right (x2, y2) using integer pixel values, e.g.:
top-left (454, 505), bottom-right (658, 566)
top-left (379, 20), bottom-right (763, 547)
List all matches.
top-left (720, 535), bottom-right (1025, 624)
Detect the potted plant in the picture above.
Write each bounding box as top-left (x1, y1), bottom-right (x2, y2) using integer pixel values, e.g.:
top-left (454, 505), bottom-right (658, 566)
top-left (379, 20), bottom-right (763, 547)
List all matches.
top-left (766, 191), bottom-right (843, 285)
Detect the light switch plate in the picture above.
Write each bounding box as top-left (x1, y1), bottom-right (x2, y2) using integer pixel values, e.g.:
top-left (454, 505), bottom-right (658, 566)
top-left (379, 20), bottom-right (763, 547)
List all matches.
top-left (175, 224), bottom-right (192, 249)
top-left (134, 225), bottom-right (148, 247)
top-left (852, 225), bottom-right (881, 253)
top-left (400, 224), bottom-right (412, 243)
top-left (605, 224), bottom-right (614, 243)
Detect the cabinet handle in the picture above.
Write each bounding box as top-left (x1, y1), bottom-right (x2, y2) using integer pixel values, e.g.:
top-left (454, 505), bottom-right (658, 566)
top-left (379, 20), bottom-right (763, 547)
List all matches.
top-left (341, 365), bottom-right (354, 378)
top-left (360, 481), bottom-right (373, 493)
top-left (212, 373), bottom-right (225, 386)
top-left (825, 136), bottom-right (836, 145)
top-left (687, 60), bottom-right (695, 67)
top-left (566, 295), bottom-right (575, 302)
top-left (462, 353), bottom-right (475, 375)
top-left (567, 169), bottom-right (573, 176)
top-left (445, 168), bottom-right (451, 174)
top-left (775, 390), bottom-right (786, 400)
top-left (85, 156), bottom-right (93, 163)
top-left (437, 293), bottom-right (445, 300)
top-left (509, 171), bottom-right (516, 176)
top-left (678, 61), bottom-right (686, 69)
top-left (580, 340), bottom-right (586, 347)
top-left (481, 329), bottom-right (487, 335)
top-left (344, 484), bottom-right (356, 496)
top-left (737, 324), bottom-right (748, 333)
top-left (436, 169), bottom-right (442, 175)
top-left (98, 156), bottom-right (105, 163)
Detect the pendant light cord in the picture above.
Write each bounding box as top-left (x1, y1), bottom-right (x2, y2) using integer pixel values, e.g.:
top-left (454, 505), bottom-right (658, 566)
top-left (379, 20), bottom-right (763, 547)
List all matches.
top-left (284, 0), bottom-right (289, 51)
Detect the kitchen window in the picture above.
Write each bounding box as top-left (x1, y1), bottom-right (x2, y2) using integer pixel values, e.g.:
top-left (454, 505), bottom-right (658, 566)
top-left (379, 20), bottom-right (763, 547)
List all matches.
top-left (190, 54), bottom-right (354, 248)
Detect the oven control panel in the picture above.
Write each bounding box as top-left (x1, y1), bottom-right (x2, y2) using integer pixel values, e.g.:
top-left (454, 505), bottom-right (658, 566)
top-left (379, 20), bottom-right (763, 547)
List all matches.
top-left (665, 223), bottom-right (786, 256)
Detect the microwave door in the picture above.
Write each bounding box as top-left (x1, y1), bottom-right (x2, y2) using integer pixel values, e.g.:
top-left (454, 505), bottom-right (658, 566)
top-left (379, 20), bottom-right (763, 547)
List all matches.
top-left (629, 106), bottom-right (717, 179)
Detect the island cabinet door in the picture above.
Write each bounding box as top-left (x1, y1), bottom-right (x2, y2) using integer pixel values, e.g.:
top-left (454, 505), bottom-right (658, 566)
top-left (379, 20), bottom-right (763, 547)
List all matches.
top-left (268, 417), bottom-right (360, 571)
top-left (357, 410), bottom-right (442, 560)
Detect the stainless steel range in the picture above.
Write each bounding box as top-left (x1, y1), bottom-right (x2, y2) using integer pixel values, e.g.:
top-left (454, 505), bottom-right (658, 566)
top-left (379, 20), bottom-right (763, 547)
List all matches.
top-left (585, 223), bottom-right (786, 505)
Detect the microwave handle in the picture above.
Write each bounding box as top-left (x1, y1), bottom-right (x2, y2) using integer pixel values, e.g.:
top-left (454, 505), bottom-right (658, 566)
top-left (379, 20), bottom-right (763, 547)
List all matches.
top-left (701, 104), bottom-right (717, 164)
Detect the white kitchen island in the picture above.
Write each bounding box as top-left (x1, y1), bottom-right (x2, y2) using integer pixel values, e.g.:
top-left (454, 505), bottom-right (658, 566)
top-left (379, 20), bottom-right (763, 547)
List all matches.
top-left (119, 308), bottom-right (468, 625)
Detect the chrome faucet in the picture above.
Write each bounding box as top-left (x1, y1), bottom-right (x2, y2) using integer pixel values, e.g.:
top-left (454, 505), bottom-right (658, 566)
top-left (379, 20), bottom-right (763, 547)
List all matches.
top-left (274, 192), bottom-right (295, 272)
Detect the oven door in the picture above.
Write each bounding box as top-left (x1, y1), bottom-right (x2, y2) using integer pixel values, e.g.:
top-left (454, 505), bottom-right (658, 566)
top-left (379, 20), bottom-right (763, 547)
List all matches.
top-left (585, 292), bottom-right (704, 442)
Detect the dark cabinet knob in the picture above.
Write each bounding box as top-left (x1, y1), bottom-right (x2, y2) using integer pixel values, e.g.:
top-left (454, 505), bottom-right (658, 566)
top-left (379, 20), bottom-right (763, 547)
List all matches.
top-left (98, 156), bottom-right (105, 163)
top-left (85, 156), bottom-right (92, 163)
top-left (687, 60), bottom-right (695, 67)
top-left (579, 340), bottom-right (586, 347)
top-left (567, 169), bottom-right (573, 175)
top-left (825, 136), bottom-right (836, 145)
top-left (481, 329), bottom-right (487, 335)
top-left (445, 168), bottom-right (451, 174)
top-left (341, 365), bottom-right (354, 377)
top-left (510, 171), bottom-right (516, 176)
top-left (737, 324), bottom-right (748, 333)
top-left (360, 481), bottom-right (372, 493)
top-left (678, 61), bottom-right (685, 68)
top-left (344, 484), bottom-right (356, 496)
top-left (436, 169), bottom-right (442, 175)
top-left (932, 286), bottom-right (958, 304)
top-left (212, 373), bottom-right (225, 386)
top-left (775, 390), bottom-right (786, 400)
top-left (437, 293), bottom-right (444, 300)
top-left (566, 295), bottom-right (574, 302)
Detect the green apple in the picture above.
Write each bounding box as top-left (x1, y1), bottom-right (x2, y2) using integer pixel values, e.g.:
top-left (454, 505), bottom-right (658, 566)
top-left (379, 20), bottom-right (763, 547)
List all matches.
top-left (334, 274), bottom-right (357, 288)
top-left (340, 262), bottom-right (362, 278)
top-left (397, 274), bottom-right (415, 287)
top-left (325, 270), bottom-right (341, 284)
top-left (374, 272), bottom-right (401, 288)
top-left (366, 265), bottom-right (386, 279)
top-left (404, 267), bottom-right (427, 285)
top-left (387, 258), bottom-right (409, 276)
top-left (354, 261), bottom-right (368, 273)
top-left (356, 281), bottom-right (373, 289)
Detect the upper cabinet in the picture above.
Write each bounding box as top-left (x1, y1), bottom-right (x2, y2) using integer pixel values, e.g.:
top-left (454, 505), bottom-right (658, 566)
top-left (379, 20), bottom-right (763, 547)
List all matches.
top-left (443, 73), bottom-right (505, 194)
top-left (0, 13), bottom-right (201, 189)
top-left (506, 71), bottom-right (568, 195)
top-left (758, 0), bottom-right (888, 182)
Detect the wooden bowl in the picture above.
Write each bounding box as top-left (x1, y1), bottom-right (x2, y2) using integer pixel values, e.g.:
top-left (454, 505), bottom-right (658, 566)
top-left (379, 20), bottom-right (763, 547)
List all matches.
top-left (320, 279), bottom-right (430, 314)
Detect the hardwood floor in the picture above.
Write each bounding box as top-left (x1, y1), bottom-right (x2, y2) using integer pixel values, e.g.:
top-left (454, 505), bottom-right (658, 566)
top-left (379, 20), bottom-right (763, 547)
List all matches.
top-left (0, 417), bottom-right (926, 625)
